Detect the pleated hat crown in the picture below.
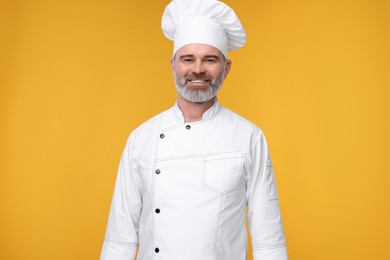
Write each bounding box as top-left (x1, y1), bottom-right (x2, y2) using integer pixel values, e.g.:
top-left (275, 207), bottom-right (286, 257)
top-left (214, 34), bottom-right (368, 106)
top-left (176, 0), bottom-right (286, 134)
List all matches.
top-left (161, 0), bottom-right (246, 57)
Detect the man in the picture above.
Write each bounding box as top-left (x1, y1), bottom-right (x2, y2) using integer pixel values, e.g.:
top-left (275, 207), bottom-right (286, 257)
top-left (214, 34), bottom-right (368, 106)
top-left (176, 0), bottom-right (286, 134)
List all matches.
top-left (100, 0), bottom-right (287, 259)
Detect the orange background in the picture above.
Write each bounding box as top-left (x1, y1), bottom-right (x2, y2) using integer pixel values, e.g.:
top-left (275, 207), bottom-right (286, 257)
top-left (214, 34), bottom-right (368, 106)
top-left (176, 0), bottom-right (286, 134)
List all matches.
top-left (1, 0), bottom-right (389, 259)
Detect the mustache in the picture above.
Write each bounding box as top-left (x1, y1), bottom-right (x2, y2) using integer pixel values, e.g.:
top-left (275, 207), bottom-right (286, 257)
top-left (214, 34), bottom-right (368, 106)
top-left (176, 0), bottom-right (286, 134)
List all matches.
top-left (185, 72), bottom-right (210, 80)
top-left (185, 77), bottom-right (210, 81)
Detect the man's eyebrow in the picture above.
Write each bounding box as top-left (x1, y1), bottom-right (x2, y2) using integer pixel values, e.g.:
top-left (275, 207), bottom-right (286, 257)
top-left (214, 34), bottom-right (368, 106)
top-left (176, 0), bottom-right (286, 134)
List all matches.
top-left (204, 55), bottom-right (221, 60)
top-left (178, 54), bottom-right (195, 59)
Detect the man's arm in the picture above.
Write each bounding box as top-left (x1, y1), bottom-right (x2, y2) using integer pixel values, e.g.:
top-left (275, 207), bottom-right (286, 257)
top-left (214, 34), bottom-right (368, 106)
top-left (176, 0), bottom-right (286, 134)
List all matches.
top-left (100, 133), bottom-right (142, 260)
top-left (246, 132), bottom-right (288, 260)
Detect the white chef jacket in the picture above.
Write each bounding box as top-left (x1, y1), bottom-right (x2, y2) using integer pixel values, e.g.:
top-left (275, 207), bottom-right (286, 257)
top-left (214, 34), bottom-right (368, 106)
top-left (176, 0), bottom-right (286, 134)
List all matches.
top-left (101, 100), bottom-right (287, 260)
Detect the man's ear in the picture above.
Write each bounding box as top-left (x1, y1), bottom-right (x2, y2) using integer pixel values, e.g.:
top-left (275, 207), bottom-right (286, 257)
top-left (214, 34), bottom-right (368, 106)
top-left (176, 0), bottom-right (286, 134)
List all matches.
top-left (224, 59), bottom-right (232, 79)
top-left (170, 58), bottom-right (174, 70)
top-left (170, 58), bottom-right (176, 77)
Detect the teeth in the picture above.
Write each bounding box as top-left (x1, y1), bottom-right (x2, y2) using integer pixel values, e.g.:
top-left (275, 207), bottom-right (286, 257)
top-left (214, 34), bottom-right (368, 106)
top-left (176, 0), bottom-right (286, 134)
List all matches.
top-left (190, 80), bottom-right (206, 83)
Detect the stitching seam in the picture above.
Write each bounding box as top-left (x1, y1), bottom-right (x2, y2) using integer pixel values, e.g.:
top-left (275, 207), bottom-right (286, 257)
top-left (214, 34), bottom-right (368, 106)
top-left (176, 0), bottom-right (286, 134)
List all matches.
top-left (252, 244), bottom-right (286, 250)
top-left (156, 151), bottom-right (249, 162)
top-left (104, 240), bottom-right (139, 247)
top-left (212, 195), bottom-right (224, 260)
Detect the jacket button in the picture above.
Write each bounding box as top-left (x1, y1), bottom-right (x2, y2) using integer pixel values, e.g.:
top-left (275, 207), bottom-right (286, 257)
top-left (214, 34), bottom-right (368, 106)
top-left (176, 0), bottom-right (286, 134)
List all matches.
top-left (186, 125), bottom-right (191, 130)
top-left (160, 133), bottom-right (165, 139)
top-left (155, 169), bottom-right (161, 174)
top-left (155, 208), bottom-right (160, 214)
top-left (155, 247), bottom-right (160, 253)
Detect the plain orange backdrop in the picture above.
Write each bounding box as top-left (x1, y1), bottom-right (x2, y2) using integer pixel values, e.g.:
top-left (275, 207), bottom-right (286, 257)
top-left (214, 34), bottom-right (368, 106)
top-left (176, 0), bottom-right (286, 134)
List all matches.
top-left (1, 0), bottom-right (389, 259)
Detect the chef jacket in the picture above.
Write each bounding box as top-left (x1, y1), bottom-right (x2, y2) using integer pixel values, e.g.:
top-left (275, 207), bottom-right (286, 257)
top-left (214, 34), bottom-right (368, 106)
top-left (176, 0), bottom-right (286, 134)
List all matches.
top-left (100, 100), bottom-right (287, 260)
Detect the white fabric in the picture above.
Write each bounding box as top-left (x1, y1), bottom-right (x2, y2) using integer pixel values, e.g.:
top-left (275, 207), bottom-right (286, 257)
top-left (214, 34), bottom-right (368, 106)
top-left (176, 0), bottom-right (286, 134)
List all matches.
top-left (162, 0), bottom-right (246, 57)
top-left (101, 101), bottom-right (288, 260)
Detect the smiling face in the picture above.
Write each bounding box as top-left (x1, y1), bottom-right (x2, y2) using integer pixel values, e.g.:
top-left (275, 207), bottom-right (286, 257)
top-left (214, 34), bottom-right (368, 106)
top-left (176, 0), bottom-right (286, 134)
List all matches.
top-left (170, 43), bottom-right (231, 103)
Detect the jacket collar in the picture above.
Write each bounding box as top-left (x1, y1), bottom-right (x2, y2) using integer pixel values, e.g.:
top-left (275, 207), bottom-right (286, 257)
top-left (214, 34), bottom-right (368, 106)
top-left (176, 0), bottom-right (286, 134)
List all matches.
top-left (173, 99), bottom-right (222, 123)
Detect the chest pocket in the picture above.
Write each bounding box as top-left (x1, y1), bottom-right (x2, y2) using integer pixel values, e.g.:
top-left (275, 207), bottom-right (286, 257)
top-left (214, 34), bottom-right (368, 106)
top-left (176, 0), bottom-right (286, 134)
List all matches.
top-left (202, 153), bottom-right (244, 195)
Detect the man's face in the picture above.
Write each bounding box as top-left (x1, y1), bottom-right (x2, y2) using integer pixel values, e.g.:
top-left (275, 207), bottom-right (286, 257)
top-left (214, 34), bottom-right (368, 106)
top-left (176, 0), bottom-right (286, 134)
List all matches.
top-left (170, 43), bottom-right (231, 103)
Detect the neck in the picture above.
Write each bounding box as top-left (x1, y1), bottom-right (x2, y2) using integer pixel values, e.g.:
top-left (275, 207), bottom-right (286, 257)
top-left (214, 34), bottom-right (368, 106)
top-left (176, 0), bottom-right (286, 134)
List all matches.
top-left (177, 95), bottom-right (216, 123)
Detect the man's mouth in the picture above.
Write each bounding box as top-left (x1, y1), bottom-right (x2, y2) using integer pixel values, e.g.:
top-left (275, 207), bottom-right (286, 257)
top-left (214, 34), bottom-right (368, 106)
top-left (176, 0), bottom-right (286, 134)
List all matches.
top-left (187, 79), bottom-right (209, 83)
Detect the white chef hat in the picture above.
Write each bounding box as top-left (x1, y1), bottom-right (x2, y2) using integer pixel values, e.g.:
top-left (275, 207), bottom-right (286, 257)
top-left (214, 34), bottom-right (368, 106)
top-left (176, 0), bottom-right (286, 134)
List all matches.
top-left (161, 0), bottom-right (246, 57)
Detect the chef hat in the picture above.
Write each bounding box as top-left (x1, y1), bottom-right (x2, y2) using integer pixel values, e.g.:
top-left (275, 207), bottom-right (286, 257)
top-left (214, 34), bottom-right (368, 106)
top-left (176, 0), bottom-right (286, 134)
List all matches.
top-left (161, 0), bottom-right (246, 57)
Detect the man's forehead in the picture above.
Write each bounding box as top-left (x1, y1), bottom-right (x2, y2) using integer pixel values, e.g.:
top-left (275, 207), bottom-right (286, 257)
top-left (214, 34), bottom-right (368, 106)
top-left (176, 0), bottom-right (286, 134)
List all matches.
top-left (175, 43), bottom-right (225, 59)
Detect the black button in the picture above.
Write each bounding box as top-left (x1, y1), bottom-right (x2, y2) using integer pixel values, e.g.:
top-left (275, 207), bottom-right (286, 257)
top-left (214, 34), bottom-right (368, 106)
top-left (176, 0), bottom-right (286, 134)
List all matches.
top-left (155, 248), bottom-right (160, 253)
top-left (155, 208), bottom-right (160, 214)
top-left (186, 125), bottom-right (191, 130)
top-left (155, 169), bottom-right (161, 174)
top-left (160, 134), bottom-right (165, 139)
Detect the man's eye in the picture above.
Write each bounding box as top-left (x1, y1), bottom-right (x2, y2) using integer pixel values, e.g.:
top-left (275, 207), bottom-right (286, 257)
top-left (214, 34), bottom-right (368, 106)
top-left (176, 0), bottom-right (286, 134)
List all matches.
top-left (183, 59), bottom-right (193, 63)
top-left (205, 59), bottom-right (216, 63)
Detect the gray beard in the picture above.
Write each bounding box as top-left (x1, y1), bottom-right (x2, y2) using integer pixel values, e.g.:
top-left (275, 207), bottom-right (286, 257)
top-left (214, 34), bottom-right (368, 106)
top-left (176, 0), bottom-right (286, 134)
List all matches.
top-left (173, 67), bottom-right (225, 103)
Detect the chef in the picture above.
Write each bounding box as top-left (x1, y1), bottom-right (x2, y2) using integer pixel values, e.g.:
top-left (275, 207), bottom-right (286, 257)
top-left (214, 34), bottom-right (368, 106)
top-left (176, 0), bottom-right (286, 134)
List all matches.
top-left (100, 0), bottom-right (288, 259)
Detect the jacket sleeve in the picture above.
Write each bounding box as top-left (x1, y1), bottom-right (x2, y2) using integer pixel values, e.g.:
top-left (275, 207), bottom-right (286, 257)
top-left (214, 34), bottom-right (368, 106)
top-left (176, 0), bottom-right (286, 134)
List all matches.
top-left (246, 132), bottom-right (288, 260)
top-left (100, 133), bottom-right (142, 260)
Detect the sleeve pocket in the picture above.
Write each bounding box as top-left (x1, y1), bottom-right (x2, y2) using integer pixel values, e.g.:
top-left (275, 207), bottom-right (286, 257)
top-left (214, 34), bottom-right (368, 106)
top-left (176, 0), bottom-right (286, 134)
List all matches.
top-left (266, 160), bottom-right (278, 200)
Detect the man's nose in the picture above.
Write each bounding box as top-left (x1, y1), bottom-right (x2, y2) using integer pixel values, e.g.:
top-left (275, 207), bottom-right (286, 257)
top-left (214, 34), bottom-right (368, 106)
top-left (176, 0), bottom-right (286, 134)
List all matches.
top-left (192, 60), bottom-right (205, 74)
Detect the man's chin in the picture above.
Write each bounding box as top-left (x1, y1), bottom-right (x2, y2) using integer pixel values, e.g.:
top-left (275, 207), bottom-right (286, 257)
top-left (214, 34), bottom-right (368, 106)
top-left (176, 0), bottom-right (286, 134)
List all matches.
top-left (176, 83), bottom-right (220, 103)
top-left (186, 94), bottom-right (217, 104)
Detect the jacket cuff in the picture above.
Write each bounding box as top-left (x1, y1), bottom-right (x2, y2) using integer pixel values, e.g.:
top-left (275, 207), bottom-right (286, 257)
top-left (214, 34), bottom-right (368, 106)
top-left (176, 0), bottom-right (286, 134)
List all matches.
top-left (100, 241), bottom-right (138, 260)
top-left (253, 246), bottom-right (288, 260)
